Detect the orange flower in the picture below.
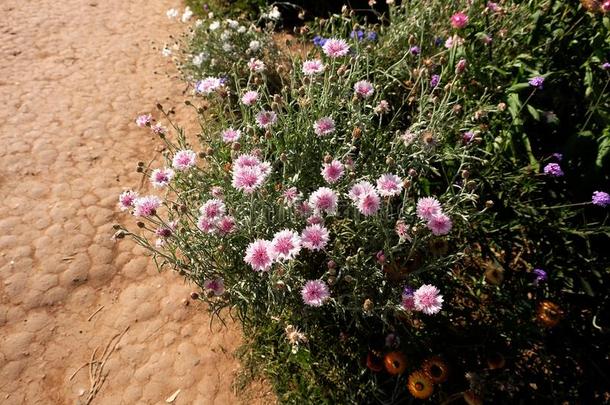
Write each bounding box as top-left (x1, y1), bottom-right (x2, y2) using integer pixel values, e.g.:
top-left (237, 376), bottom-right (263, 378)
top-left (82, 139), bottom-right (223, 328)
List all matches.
top-left (421, 356), bottom-right (449, 383)
top-left (383, 351), bottom-right (407, 375)
top-left (537, 300), bottom-right (563, 328)
top-left (407, 371), bottom-right (434, 399)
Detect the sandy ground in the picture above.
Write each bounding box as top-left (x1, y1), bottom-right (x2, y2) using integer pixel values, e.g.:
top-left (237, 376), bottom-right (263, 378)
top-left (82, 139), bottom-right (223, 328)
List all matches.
top-left (0, 1), bottom-right (269, 403)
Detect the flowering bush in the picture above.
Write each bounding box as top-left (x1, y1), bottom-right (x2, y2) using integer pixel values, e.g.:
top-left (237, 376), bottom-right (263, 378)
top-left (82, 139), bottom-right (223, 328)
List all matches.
top-left (120, 1), bottom-right (610, 403)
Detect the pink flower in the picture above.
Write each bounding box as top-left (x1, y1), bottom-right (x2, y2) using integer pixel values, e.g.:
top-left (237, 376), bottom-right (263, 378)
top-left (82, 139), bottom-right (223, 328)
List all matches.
top-left (374, 100), bottom-right (391, 115)
top-left (133, 195), bottom-right (162, 217)
top-left (211, 186), bottom-right (224, 199)
top-left (321, 160), bottom-right (344, 184)
top-left (302, 59), bottom-right (325, 75)
top-left (450, 12), bottom-right (469, 29)
top-left (306, 215), bottom-right (324, 225)
top-left (197, 215), bottom-right (216, 234)
top-left (155, 221), bottom-right (176, 238)
top-left (354, 80), bottom-right (375, 99)
top-left (217, 215), bottom-right (237, 235)
top-left (241, 90), bottom-right (259, 106)
top-left (349, 181), bottom-right (376, 202)
top-left (151, 123), bottom-right (167, 135)
top-left (204, 278), bottom-right (225, 296)
top-left (301, 224), bottom-right (330, 251)
top-left (231, 154), bottom-right (271, 193)
top-left (222, 128), bottom-right (242, 143)
top-left (296, 201), bottom-right (312, 217)
top-left (427, 213), bottom-right (453, 236)
top-left (309, 187), bottom-right (338, 215)
top-left (416, 197), bottom-right (441, 220)
top-left (357, 191), bottom-right (381, 216)
top-left (282, 187), bottom-right (301, 206)
top-left (247, 58), bottom-right (266, 73)
top-left (313, 117), bottom-right (335, 137)
top-left (150, 168), bottom-right (175, 188)
top-left (118, 190), bottom-right (138, 211)
top-left (135, 114), bottom-right (152, 127)
top-left (256, 109), bottom-right (278, 129)
top-left (172, 150), bottom-right (197, 171)
top-left (196, 77), bottom-right (222, 94)
top-left (413, 284), bottom-right (443, 314)
top-left (395, 219), bottom-right (411, 241)
top-left (322, 38), bottom-right (350, 58)
top-left (244, 239), bottom-right (274, 271)
top-left (199, 199), bottom-right (226, 220)
top-left (376, 173), bottom-right (403, 197)
top-left (301, 280), bottom-right (330, 307)
top-left (271, 229), bottom-right (301, 261)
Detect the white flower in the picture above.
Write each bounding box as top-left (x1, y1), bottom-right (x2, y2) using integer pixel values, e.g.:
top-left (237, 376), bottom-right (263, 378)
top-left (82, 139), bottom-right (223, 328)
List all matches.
top-left (226, 19), bottom-right (239, 29)
top-left (222, 43), bottom-right (233, 52)
top-left (209, 21), bottom-right (220, 31)
top-left (265, 6), bottom-right (281, 20)
top-left (237, 26), bottom-right (247, 34)
top-left (181, 6), bottom-right (193, 23)
top-left (166, 8), bottom-right (179, 19)
top-left (161, 47), bottom-right (172, 57)
top-left (192, 52), bottom-right (206, 67)
top-left (194, 19), bottom-right (203, 27)
top-left (220, 30), bottom-right (231, 42)
top-left (249, 40), bottom-right (261, 52)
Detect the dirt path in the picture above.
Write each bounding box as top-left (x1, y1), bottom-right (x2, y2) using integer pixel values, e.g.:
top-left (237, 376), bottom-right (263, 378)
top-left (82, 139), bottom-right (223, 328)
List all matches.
top-left (0, 1), bottom-right (264, 403)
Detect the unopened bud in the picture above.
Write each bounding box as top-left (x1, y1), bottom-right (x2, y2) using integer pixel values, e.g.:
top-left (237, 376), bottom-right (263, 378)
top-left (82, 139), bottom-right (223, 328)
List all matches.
top-left (136, 221), bottom-right (145, 228)
top-left (485, 200), bottom-right (494, 209)
top-left (363, 299), bottom-right (374, 312)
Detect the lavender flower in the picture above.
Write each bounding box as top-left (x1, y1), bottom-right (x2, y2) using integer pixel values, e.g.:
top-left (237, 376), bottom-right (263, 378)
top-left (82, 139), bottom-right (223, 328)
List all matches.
top-left (409, 46), bottom-right (421, 55)
top-left (529, 76), bottom-right (545, 89)
top-left (350, 30), bottom-right (364, 41)
top-left (533, 268), bottom-right (547, 286)
top-left (543, 163), bottom-right (563, 177)
top-left (602, 62), bottom-right (610, 70)
top-left (366, 31), bottom-right (377, 41)
top-left (592, 191), bottom-right (610, 207)
top-left (313, 36), bottom-right (327, 47)
top-left (430, 74), bottom-right (440, 88)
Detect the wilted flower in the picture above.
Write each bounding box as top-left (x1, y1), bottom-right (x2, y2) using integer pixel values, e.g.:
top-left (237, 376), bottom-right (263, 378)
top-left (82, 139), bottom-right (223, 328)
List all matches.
top-left (166, 8), bottom-right (179, 19)
top-left (217, 215), bottom-right (237, 235)
top-left (203, 278), bottom-right (225, 296)
top-left (301, 280), bottom-right (330, 306)
top-left (181, 6), bottom-right (193, 23)
top-left (282, 187), bottom-right (301, 206)
top-left (374, 100), bottom-right (391, 115)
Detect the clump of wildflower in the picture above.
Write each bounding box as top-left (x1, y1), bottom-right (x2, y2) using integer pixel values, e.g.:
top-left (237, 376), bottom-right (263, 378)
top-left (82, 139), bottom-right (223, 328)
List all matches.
top-left (301, 280), bottom-right (330, 306)
top-left (592, 191), bottom-right (610, 207)
top-left (172, 149), bottom-right (197, 171)
top-left (413, 284), bottom-right (443, 314)
top-left (314, 117), bottom-right (335, 136)
top-left (300, 224), bottom-right (330, 251)
top-left (450, 12), bottom-right (469, 29)
top-left (118, 190), bottom-right (138, 211)
top-left (354, 80), bottom-right (375, 99)
top-left (302, 59), bottom-right (325, 75)
top-left (241, 90), bottom-right (259, 106)
top-left (322, 38), bottom-right (350, 58)
top-left (245, 239), bottom-right (274, 271)
top-left (255, 110), bottom-right (278, 129)
top-left (133, 196), bottom-right (162, 217)
top-left (150, 168), bottom-right (175, 188)
top-left (543, 163), bottom-right (563, 177)
top-left (529, 76), bottom-right (545, 89)
top-left (196, 77), bottom-right (222, 94)
top-left (321, 160), bottom-right (345, 184)
top-left (222, 128), bottom-right (241, 143)
top-left (135, 114), bottom-right (152, 128)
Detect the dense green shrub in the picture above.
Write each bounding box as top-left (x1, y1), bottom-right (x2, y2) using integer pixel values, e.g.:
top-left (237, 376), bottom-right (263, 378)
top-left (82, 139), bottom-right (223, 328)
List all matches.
top-left (121, 1), bottom-right (610, 402)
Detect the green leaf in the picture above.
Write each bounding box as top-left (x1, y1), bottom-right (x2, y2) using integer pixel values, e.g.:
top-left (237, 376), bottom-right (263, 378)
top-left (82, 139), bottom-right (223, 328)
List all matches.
top-left (527, 105), bottom-right (540, 121)
top-left (596, 127), bottom-right (610, 168)
top-left (507, 82), bottom-right (531, 92)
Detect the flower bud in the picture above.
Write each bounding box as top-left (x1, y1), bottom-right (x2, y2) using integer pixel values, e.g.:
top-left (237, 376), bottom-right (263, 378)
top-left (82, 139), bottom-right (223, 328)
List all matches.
top-left (323, 154), bottom-right (332, 164)
top-left (485, 200), bottom-right (494, 209)
top-left (461, 169), bottom-right (470, 179)
top-left (352, 127), bottom-right (362, 139)
top-left (136, 221), bottom-right (145, 228)
top-left (232, 142), bottom-right (241, 151)
top-left (205, 146), bottom-right (214, 156)
top-left (363, 299), bottom-right (374, 312)
top-left (190, 292), bottom-right (199, 300)
top-left (280, 153), bottom-right (287, 162)
top-left (408, 168), bottom-right (418, 177)
top-left (386, 157), bottom-right (395, 166)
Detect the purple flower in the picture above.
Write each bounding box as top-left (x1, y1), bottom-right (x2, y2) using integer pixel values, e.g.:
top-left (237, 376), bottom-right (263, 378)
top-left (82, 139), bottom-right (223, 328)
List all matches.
top-left (592, 191), bottom-right (610, 207)
top-left (533, 268), bottom-right (547, 286)
top-left (350, 30), bottom-right (364, 41)
top-left (430, 74), bottom-right (440, 88)
top-left (434, 37), bottom-right (443, 47)
top-left (543, 163), bottom-right (563, 177)
top-left (409, 46), bottom-right (421, 55)
top-left (313, 36), bottom-right (327, 47)
top-left (602, 62), bottom-right (610, 70)
top-left (552, 152), bottom-right (563, 161)
top-left (462, 131), bottom-right (475, 144)
top-left (366, 31), bottom-right (377, 41)
top-left (529, 76), bottom-right (545, 89)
